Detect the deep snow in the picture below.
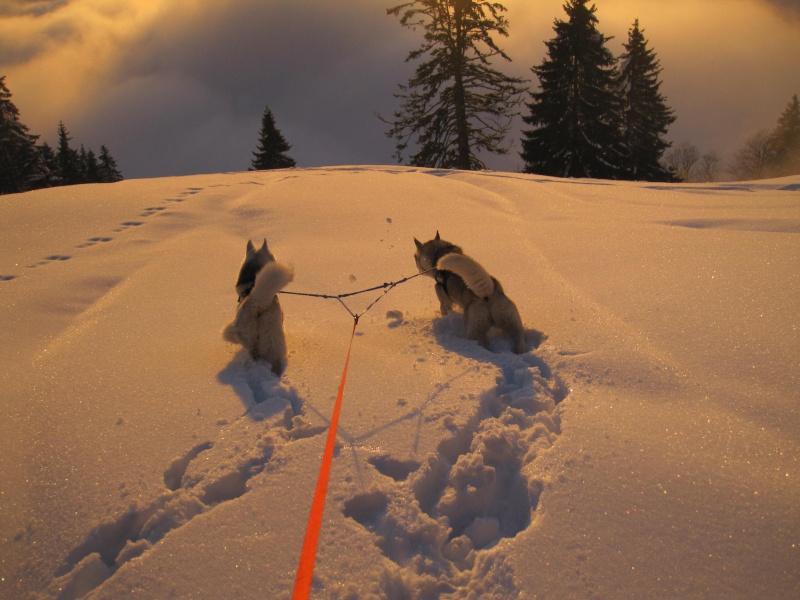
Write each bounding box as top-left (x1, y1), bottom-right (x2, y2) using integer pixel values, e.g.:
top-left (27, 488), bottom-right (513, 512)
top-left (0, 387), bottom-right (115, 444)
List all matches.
top-left (1, 166), bottom-right (798, 599)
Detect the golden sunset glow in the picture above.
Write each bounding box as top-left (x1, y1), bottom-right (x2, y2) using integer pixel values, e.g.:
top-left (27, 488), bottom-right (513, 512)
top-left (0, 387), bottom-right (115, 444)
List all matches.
top-left (1, 0), bottom-right (798, 176)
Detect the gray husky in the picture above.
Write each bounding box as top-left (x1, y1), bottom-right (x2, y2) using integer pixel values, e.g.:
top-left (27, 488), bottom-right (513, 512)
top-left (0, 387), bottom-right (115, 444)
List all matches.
top-left (414, 232), bottom-right (529, 354)
top-left (223, 239), bottom-right (294, 374)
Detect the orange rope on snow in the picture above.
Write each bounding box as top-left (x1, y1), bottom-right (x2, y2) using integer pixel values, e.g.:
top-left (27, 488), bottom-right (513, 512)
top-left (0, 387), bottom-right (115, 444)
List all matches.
top-left (291, 318), bottom-right (358, 600)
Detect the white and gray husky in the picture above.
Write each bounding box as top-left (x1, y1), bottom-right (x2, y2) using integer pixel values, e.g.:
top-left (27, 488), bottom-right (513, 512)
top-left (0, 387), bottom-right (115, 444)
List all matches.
top-left (223, 239), bottom-right (294, 374)
top-left (414, 232), bottom-right (531, 354)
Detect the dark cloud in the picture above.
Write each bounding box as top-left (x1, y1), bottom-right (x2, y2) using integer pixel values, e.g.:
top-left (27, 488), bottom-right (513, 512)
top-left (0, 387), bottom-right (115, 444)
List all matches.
top-left (763, 0), bottom-right (800, 19)
top-left (0, 13), bottom-right (79, 65)
top-left (77, 1), bottom-right (417, 177)
top-left (5, 0), bottom-right (798, 179)
top-left (0, 0), bottom-right (68, 17)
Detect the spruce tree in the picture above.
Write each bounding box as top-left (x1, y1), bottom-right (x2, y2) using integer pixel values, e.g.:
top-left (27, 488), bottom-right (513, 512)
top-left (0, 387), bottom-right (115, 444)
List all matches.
top-left (383, 0), bottom-right (526, 170)
top-left (617, 19), bottom-right (676, 181)
top-left (37, 142), bottom-right (59, 187)
top-left (0, 76), bottom-right (46, 194)
top-left (56, 122), bottom-right (81, 185)
top-left (250, 106), bottom-right (296, 170)
top-left (520, 0), bottom-right (624, 179)
top-left (770, 94), bottom-right (800, 176)
top-left (83, 147), bottom-right (100, 183)
top-left (97, 145), bottom-right (123, 183)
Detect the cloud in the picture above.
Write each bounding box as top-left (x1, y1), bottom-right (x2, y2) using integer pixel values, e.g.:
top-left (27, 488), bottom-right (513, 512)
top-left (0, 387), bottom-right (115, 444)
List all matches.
top-left (0, 0), bottom-right (68, 18)
top-left (69, 0), bottom-right (415, 176)
top-left (0, 8), bottom-right (80, 65)
top-left (1, 0), bottom-right (799, 177)
top-left (763, 0), bottom-right (800, 19)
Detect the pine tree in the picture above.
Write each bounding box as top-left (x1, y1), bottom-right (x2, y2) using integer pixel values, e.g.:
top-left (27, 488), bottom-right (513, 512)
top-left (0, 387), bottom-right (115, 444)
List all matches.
top-left (0, 76), bottom-right (46, 194)
top-left (37, 141), bottom-right (59, 187)
top-left (250, 106), bottom-right (296, 170)
top-left (617, 19), bottom-right (676, 181)
top-left (770, 94), bottom-right (800, 176)
top-left (83, 147), bottom-right (100, 183)
top-left (383, 0), bottom-right (526, 170)
top-left (78, 145), bottom-right (90, 183)
top-left (97, 145), bottom-right (123, 183)
top-left (520, 0), bottom-right (624, 179)
top-left (56, 121), bottom-right (81, 185)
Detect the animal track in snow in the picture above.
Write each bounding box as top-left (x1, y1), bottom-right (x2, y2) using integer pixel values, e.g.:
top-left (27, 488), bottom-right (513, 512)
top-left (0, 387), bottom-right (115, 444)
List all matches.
top-left (368, 455), bottom-right (422, 482)
top-left (50, 373), bottom-right (322, 598)
top-left (27, 255), bottom-right (72, 268)
top-left (113, 221), bottom-right (144, 232)
top-left (345, 319), bottom-right (567, 597)
top-left (76, 237), bottom-right (113, 249)
top-left (163, 441), bottom-right (213, 491)
top-left (15, 189), bottom-right (198, 280)
top-left (139, 206), bottom-right (167, 217)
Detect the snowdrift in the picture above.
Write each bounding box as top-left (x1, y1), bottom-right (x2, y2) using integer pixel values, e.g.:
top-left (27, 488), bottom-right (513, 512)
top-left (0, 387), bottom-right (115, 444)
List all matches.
top-left (1, 166), bottom-right (798, 599)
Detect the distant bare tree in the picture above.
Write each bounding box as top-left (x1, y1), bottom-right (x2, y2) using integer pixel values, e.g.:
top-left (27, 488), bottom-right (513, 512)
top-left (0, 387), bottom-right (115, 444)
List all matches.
top-left (696, 151), bottom-right (721, 182)
top-left (728, 129), bottom-right (776, 180)
top-left (663, 141), bottom-right (699, 182)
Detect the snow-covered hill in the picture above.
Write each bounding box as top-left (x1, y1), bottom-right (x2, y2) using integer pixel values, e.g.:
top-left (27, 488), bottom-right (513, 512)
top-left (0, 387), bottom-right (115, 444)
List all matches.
top-left (1, 166), bottom-right (798, 599)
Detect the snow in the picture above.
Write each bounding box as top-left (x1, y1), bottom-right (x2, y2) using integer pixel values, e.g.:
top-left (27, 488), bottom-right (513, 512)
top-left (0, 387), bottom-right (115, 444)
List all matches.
top-left (1, 166), bottom-right (798, 599)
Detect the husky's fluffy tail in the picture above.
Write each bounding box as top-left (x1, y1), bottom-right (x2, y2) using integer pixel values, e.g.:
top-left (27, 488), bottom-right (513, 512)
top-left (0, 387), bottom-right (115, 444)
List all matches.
top-left (248, 262), bottom-right (294, 308)
top-left (437, 252), bottom-right (495, 298)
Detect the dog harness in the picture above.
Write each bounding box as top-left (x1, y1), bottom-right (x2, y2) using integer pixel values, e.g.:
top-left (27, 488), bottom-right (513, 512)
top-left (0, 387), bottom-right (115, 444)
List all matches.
top-left (431, 244), bottom-right (460, 288)
top-left (434, 268), bottom-right (455, 288)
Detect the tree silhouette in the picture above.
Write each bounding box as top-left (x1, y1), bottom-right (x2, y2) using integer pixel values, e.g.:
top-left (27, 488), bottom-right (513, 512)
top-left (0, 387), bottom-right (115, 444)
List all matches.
top-left (0, 76), bottom-right (47, 194)
top-left (56, 122), bottom-right (82, 185)
top-left (728, 129), bottom-right (776, 180)
top-left (521, 0), bottom-right (624, 178)
top-left (383, 0), bottom-right (525, 170)
top-left (770, 94), bottom-right (800, 176)
top-left (250, 106), bottom-right (296, 170)
top-left (664, 141), bottom-right (700, 182)
top-left (696, 151), bottom-right (721, 183)
top-left (97, 145), bottom-right (123, 183)
top-left (617, 19), bottom-right (676, 181)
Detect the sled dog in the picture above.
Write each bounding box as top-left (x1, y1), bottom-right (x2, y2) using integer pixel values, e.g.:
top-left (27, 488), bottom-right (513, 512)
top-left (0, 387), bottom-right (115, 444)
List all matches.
top-left (414, 232), bottom-right (528, 353)
top-left (223, 239), bottom-right (294, 374)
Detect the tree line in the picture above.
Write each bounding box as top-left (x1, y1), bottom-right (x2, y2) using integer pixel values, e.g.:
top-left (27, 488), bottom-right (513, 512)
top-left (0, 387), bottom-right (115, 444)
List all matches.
top-left (6, 1), bottom-right (796, 188)
top-left (252, 0), bottom-right (798, 182)
top-left (1, 76), bottom-right (122, 195)
top-left (663, 94), bottom-right (799, 182)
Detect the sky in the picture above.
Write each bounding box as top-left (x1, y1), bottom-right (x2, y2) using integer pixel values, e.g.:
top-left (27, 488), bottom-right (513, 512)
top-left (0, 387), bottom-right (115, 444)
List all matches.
top-left (1, 0), bottom-right (799, 179)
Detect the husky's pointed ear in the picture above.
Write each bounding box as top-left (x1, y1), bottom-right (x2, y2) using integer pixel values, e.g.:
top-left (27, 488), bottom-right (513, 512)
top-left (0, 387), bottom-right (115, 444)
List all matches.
top-left (414, 237), bottom-right (423, 251)
top-left (435, 231), bottom-right (441, 241)
top-left (246, 239), bottom-right (256, 255)
top-left (261, 239), bottom-right (268, 250)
